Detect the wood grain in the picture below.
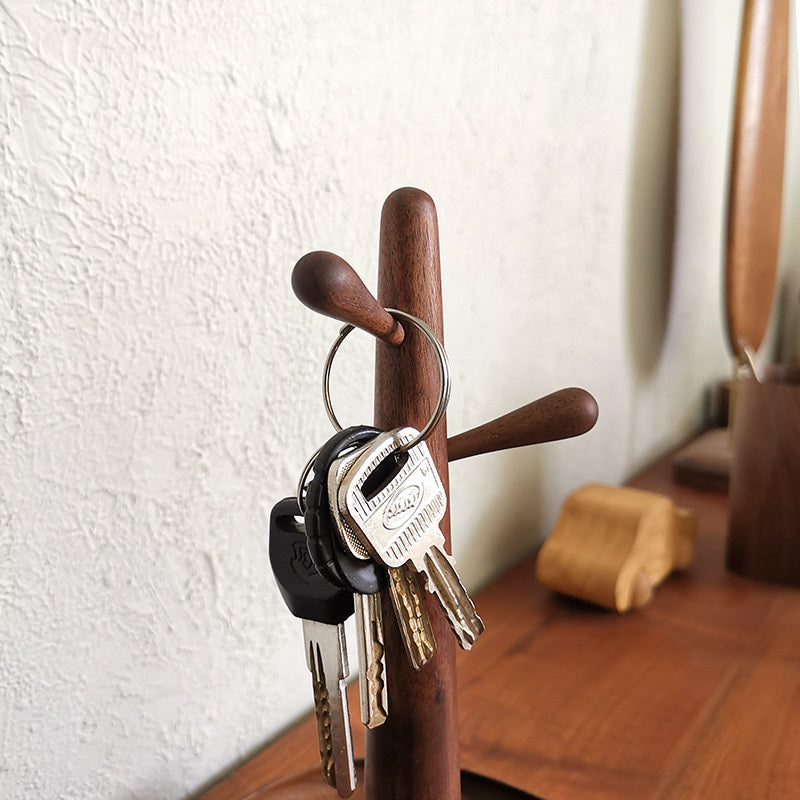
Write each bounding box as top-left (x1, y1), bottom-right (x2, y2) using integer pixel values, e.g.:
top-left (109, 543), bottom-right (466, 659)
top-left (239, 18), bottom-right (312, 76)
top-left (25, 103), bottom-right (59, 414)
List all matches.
top-left (724, 0), bottom-right (789, 356)
top-left (198, 443), bottom-right (800, 800)
top-left (672, 0), bottom-right (788, 489)
top-left (231, 763), bottom-right (543, 800)
top-left (368, 188), bottom-right (460, 800)
top-left (292, 251), bottom-right (405, 346)
top-left (447, 388), bottom-right (598, 462)
top-left (727, 366), bottom-right (800, 585)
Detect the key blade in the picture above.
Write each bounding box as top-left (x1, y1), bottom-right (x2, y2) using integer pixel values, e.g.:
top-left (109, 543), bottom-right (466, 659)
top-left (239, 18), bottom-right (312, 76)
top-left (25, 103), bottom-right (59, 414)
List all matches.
top-left (305, 638), bottom-right (337, 790)
top-left (387, 567), bottom-right (437, 670)
top-left (421, 547), bottom-right (485, 650)
top-left (354, 594), bottom-right (388, 728)
top-left (302, 620), bottom-right (356, 797)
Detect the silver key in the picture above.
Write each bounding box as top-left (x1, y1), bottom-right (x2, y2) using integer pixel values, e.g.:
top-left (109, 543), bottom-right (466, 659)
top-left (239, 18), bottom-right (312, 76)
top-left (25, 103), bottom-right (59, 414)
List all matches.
top-left (337, 427), bottom-right (485, 650)
top-left (317, 442), bottom-right (390, 725)
top-left (302, 619), bottom-right (356, 797)
top-left (330, 444), bottom-right (437, 671)
top-left (353, 593), bottom-right (388, 727)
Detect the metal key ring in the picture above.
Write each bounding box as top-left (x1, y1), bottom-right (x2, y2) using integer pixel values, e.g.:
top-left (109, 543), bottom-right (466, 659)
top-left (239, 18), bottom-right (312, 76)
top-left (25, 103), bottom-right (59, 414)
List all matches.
top-left (322, 308), bottom-right (451, 453)
top-left (296, 445), bottom-right (321, 514)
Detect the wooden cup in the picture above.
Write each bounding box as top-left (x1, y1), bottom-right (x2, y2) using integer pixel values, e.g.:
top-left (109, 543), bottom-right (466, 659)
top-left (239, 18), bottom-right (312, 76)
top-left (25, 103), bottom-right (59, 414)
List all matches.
top-left (727, 364), bottom-right (800, 585)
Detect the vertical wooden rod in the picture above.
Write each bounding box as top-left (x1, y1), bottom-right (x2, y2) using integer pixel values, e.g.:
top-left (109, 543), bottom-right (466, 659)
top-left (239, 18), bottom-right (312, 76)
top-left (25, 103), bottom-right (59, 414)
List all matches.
top-left (365, 188), bottom-right (460, 799)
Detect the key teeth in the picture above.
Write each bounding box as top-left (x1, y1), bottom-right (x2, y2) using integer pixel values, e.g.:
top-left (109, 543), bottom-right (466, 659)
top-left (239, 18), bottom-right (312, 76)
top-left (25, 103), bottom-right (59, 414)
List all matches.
top-left (422, 550), bottom-right (485, 651)
top-left (389, 568), bottom-right (437, 670)
top-left (356, 595), bottom-right (389, 728)
top-left (303, 624), bottom-right (356, 797)
top-left (309, 642), bottom-right (337, 788)
top-left (365, 624), bottom-right (388, 727)
top-left (439, 603), bottom-right (485, 650)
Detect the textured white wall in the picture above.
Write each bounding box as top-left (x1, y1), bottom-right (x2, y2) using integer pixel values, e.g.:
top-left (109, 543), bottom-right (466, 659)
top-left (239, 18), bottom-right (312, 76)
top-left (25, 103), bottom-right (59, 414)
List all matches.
top-left (1, 1), bottom-right (796, 798)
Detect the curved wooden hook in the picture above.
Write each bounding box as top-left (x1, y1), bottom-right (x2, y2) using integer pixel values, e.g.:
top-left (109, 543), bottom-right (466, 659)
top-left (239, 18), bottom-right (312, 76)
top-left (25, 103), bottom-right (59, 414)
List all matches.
top-left (292, 251), bottom-right (405, 346)
top-left (447, 387), bottom-right (598, 462)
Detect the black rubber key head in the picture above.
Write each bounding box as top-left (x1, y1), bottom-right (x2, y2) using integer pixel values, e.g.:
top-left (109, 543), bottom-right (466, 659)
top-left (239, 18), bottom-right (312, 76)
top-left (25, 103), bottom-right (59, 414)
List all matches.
top-left (304, 426), bottom-right (388, 595)
top-left (269, 496), bottom-right (353, 626)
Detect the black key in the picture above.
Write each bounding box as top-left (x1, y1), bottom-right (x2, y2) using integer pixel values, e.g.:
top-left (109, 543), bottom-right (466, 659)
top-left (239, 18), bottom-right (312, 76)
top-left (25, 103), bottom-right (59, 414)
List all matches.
top-left (269, 497), bottom-right (356, 796)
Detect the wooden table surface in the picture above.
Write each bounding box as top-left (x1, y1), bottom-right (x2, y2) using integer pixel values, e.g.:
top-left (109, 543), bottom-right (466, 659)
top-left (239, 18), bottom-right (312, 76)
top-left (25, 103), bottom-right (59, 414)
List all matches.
top-left (200, 450), bottom-right (800, 800)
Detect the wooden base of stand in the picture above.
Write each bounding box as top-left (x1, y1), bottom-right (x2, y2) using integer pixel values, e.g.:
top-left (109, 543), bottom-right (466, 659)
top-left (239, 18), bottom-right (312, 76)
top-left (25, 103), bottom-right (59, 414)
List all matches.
top-left (247, 764), bottom-right (544, 800)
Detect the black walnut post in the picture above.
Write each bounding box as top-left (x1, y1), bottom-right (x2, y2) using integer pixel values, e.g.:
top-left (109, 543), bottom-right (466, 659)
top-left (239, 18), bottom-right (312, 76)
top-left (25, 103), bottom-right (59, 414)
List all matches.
top-left (367, 187), bottom-right (460, 800)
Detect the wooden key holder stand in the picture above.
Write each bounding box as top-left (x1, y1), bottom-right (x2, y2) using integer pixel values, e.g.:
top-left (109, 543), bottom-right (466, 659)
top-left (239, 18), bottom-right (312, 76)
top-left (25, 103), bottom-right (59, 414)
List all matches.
top-left (290, 188), bottom-right (598, 800)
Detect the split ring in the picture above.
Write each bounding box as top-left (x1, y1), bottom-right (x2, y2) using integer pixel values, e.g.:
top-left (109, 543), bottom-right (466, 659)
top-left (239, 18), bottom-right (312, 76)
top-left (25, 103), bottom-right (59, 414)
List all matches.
top-left (296, 445), bottom-right (322, 514)
top-left (322, 308), bottom-right (451, 453)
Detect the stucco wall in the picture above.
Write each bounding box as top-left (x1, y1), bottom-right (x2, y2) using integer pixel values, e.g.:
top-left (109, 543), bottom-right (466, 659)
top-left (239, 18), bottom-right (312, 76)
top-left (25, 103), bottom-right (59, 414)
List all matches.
top-left (1, 1), bottom-right (797, 798)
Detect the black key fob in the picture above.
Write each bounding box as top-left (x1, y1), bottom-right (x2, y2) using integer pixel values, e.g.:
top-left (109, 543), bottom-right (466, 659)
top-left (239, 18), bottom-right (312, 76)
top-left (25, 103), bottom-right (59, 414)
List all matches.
top-left (305, 426), bottom-right (388, 595)
top-left (269, 496), bottom-right (353, 625)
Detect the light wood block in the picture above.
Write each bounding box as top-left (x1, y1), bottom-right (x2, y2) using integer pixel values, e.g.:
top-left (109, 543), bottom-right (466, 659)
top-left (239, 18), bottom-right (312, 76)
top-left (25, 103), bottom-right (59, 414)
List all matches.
top-left (536, 483), bottom-right (696, 611)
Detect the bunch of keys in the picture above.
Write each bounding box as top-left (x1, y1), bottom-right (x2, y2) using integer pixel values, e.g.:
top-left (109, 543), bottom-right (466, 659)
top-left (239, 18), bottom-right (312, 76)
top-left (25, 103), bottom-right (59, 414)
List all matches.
top-left (269, 424), bottom-right (484, 796)
top-left (268, 310), bottom-right (483, 797)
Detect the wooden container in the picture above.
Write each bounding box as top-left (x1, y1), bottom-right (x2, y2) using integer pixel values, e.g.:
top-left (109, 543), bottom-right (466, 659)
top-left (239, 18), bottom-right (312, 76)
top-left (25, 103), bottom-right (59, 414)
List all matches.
top-left (727, 364), bottom-right (800, 585)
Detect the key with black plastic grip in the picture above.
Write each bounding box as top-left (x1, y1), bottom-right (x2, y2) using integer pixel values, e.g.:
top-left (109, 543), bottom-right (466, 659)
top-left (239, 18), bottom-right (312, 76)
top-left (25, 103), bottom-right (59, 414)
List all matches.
top-left (305, 427), bottom-right (390, 727)
top-left (269, 496), bottom-right (356, 797)
top-left (304, 426), bottom-right (387, 594)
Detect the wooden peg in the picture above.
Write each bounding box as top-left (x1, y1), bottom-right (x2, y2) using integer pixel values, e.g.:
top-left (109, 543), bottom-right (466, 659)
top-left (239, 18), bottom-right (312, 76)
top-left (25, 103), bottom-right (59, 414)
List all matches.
top-left (447, 388), bottom-right (598, 462)
top-left (292, 251), bottom-right (405, 345)
top-left (536, 483), bottom-right (696, 612)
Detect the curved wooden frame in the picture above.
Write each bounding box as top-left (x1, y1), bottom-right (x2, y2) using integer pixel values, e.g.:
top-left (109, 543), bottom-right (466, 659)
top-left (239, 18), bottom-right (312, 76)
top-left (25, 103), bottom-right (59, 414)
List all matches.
top-left (724, 0), bottom-right (789, 357)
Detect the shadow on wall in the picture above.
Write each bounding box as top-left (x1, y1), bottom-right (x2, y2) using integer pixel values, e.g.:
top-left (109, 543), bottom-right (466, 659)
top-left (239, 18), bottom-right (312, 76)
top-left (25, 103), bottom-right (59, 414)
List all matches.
top-left (625, 0), bottom-right (682, 378)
